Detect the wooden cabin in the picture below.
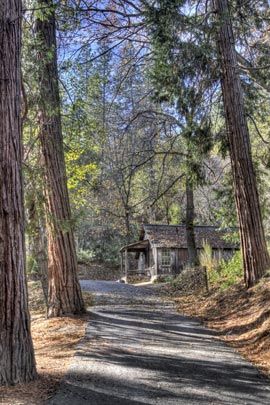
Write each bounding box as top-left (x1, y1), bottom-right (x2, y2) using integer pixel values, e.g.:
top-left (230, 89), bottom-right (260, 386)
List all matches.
top-left (120, 224), bottom-right (239, 281)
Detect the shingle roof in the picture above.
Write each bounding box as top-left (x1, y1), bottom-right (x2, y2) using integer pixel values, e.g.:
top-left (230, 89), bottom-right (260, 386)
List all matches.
top-left (142, 224), bottom-right (239, 249)
top-left (120, 239), bottom-right (149, 252)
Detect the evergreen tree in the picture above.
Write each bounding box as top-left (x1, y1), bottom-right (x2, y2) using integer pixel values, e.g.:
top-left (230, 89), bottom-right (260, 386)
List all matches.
top-left (34, 0), bottom-right (84, 316)
top-left (0, 0), bottom-right (37, 384)
top-left (213, 0), bottom-right (270, 286)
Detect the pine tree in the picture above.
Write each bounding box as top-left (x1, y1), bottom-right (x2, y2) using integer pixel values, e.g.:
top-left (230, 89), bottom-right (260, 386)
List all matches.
top-left (34, 0), bottom-right (84, 316)
top-left (213, 0), bottom-right (270, 287)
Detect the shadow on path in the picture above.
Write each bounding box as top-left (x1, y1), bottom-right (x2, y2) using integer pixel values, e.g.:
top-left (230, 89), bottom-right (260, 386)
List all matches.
top-left (48, 283), bottom-right (270, 405)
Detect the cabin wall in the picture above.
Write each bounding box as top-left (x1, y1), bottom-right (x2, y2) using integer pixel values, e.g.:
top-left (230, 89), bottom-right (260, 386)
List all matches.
top-left (156, 248), bottom-right (185, 276)
top-left (178, 249), bottom-right (189, 270)
top-left (197, 248), bottom-right (237, 261)
top-left (151, 247), bottom-right (237, 278)
top-left (214, 248), bottom-right (237, 261)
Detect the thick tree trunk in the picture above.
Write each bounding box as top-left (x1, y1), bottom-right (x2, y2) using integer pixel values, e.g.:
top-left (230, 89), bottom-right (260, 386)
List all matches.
top-left (214, 0), bottom-right (270, 287)
top-left (0, 0), bottom-right (37, 384)
top-left (35, 0), bottom-right (84, 317)
top-left (185, 178), bottom-right (199, 267)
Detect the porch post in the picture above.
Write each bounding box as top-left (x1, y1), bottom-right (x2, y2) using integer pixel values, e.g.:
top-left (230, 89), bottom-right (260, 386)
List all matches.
top-left (125, 249), bottom-right (129, 280)
top-left (153, 247), bottom-right (158, 280)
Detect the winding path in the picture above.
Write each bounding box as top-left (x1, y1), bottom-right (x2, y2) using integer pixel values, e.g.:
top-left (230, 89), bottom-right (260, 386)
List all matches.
top-left (48, 281), bottom-right (270, 404)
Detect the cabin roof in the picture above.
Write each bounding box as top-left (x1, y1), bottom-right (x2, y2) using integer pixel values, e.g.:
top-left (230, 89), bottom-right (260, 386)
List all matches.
top-left (141, 224), bottom-right (239, 250)
top-left (119, 239), bottom-right (149, 252)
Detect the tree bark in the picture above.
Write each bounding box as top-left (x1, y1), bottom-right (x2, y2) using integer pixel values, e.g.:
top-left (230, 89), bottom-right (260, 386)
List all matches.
top-left (213, 0), bottom-right (270, 287)
top-left (34, 0), bottom-right (84, 317)
top-left (185, 178), bottom-right (199, 267)
top-left (32, 225), bottom-right (48, 305)
top-left (28, 200), bottom-right (48, 306)
top-left (0, 0), bottom-right (37, 384)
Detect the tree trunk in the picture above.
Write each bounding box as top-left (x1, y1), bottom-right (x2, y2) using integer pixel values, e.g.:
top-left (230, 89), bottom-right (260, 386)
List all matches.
top-left (34, 0), bottom-right (84, 317)
top-left (28, 201), bottom-right (48, 306)
top-left (148, 137), bottom-right (157, 222)
top-left (0, 0), bottom-right (37, 384)
top-left (32, 225), bottom-right (48, 305)
top-left (185, 178), bottom-right (199, 267)
top-left (213, 0), bottom-right (270, 287)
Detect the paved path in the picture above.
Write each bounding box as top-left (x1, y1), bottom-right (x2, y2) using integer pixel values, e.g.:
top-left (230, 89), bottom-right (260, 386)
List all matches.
top-left (48, 281), bottom-right (270, 405)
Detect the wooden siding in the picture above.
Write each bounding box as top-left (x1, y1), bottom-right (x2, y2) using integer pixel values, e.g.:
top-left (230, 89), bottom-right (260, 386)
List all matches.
top-left (178, 249), bottom-right (189, 269)
top-left (157, 248), bottom-right (183, 275)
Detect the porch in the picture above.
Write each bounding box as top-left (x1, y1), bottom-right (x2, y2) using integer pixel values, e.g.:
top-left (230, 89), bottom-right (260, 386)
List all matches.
top-left (119, 240), bottom-right (156, 281)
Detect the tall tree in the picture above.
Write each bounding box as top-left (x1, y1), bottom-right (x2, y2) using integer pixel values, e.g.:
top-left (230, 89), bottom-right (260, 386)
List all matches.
top-left (213, 0), bottom-right (270, 287)
top-left (34, 0), bottom-right (84, 317)
top-left (185, 177), bottom-right (199, 266)
top-left (147, 0), bottom-right (215, 265)
top-left (0, 0), bottom-right (37, 384)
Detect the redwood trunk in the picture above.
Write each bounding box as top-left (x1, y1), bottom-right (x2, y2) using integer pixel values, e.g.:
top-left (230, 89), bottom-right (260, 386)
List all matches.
top-left (185, 178), bottom-right (199, 267)
top-left (35, 0), bottom-right (84, 316)
top-left (0, 0), bottom-right (37, 384)
top-left (214, 0), bottom-right (270, 287)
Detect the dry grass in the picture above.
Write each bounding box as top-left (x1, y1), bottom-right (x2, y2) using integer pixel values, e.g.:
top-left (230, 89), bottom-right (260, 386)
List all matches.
top-left (0, 282), bottom-right (89, 405)
top-left (173, 278), bottom-right (270, 377)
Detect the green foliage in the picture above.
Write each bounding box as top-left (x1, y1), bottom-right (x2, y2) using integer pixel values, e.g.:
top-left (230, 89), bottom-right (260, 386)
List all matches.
top-left (210, 251), bottom-right (243, 290)
top-left (26, 255), bottom-right (38, 277)
top-left (22, 0), bottom-right (270, 278)
top-left (91, 238), bottom-right (123, 265)
top-left (200, 241), bottom-right (243, 290)
top-left (77, 232), bottom-right (127, 266)
top-left (77, 249), bottom-right (96, 265)
top-left (199, 241), bottom-right (220, 274)
top-left (168, 203), bottom-right (182, 224)
top-left (213, 169), bottom-right (238, 228)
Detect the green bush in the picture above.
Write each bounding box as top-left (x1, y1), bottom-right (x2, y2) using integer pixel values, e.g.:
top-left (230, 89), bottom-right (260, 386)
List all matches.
top-left (199, 241), bottom-right (243, 290)
top-left (77, 249), bottom-right (96, 265)
top-left (208, 251), bottom-right (243, 289)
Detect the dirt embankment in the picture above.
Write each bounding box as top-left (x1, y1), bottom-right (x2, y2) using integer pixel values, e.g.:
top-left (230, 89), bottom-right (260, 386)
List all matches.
top-left (171, 279), bottom-right (270, 377)
top-left (0, 282), bottom-right (88, 405)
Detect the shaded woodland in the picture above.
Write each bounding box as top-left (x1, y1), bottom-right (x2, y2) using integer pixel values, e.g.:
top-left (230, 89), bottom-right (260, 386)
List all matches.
top-left (1, 0), bottom-right (270, 385)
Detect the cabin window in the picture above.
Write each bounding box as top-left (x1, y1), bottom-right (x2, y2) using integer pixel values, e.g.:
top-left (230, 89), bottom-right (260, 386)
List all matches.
top-left (161, 248), bottom-right (171, 266)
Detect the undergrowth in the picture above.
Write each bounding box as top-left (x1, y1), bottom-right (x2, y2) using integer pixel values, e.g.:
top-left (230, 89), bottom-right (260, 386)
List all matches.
top-left (209, 250), bottom-right (243, 289)
top-left (199, 242), bottom-right (243, 290)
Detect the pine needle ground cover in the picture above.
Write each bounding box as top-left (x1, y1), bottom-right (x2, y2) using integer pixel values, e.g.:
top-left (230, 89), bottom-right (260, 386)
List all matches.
top-left (0, 282), bottom-right (88, 405)
top-left (173, 279), bottom-right (270, 377)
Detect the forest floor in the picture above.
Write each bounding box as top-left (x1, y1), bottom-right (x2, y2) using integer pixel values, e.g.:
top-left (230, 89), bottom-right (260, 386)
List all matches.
top-left (0, 282), bottom-right (93, 405)
top-left (169, 278), bottom-right (270, 378)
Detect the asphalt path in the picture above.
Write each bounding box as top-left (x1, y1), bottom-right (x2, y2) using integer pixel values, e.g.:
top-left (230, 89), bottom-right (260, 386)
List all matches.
top-left (47, 281), bottom-right (270, 405)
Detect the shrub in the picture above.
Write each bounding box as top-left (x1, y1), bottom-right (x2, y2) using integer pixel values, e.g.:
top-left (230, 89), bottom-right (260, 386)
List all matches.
top-left (217, 251), bottom-right (243, 289)
top-left (77, 249), bottom-right (96, 265)
top-left (205, 250), bottom-right (243, 290)
top-left (199, 241), bottom-right (243, 290)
